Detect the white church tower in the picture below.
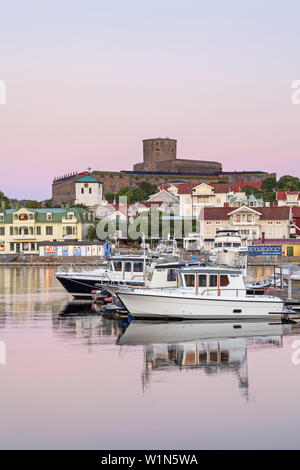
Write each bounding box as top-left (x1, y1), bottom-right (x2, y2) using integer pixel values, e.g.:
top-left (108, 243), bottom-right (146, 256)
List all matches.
top-left (75, 173), bottom-right (103, 206)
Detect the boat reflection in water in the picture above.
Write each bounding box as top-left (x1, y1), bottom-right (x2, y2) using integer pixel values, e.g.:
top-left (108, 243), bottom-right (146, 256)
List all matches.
top-left (117, 320), bottom-right (285, 400)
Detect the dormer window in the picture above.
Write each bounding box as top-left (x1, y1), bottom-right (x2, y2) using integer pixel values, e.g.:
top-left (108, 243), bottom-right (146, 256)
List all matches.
top-left (47, 213), bottom-right (52, 221)
top-left (0, 214), bottom-right (3, 221)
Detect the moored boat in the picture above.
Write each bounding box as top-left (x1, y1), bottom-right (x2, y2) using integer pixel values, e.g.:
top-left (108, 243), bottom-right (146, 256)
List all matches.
top-left (117, 265), bottom-right (284, 321)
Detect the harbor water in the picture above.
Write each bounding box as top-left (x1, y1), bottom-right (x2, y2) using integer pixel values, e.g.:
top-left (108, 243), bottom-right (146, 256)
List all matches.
top-left (0, 266), bottom-right (300, 450)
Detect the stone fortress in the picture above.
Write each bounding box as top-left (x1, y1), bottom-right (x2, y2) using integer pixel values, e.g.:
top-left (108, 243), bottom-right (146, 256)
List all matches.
top-left (134, 138), bottom-right (222, 173)
top-left (52, 137), bottom-right (275, 206)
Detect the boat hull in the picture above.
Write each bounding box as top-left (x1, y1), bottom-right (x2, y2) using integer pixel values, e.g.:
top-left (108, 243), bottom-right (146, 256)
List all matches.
top-left (56, 274), bottom-right (145, 299)
top-left (117, 292), bottom-right (284, 321)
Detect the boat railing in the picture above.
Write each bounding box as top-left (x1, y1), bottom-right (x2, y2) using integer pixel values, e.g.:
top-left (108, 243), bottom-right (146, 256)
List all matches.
top-left (200, 288), bottom-right (283, 298)
top-left (57, 263), bottom-right (104, 274)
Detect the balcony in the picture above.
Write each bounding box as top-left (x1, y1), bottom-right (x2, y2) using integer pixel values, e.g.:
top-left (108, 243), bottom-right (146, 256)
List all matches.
top-left (62, 217), bottom-right (78, 224)
top-left (11, 234), bottom-right (37, 240)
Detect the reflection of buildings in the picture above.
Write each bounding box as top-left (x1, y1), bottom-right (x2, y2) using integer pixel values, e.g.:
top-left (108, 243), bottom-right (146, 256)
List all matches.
top-left (0, 266), bottom-right (66, 322)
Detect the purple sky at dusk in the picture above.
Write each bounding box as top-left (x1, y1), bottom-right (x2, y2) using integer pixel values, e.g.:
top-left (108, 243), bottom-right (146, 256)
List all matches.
top-left (0, 0), bottom-right (300, 200)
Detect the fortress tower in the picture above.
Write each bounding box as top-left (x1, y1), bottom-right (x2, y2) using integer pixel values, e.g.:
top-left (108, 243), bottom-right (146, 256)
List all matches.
top-left (134, 138), bottom-right (222, 173)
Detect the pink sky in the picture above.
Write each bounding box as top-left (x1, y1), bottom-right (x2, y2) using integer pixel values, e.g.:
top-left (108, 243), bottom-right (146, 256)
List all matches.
top-left (0, 1), bottom-right (300, 200)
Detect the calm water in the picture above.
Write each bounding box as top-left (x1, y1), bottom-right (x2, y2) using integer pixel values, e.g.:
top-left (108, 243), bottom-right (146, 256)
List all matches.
top-left (0, 266), bottom-right (300, 450)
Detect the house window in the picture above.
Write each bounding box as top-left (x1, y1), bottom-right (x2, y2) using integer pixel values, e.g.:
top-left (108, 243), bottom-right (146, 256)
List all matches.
top-left (10, 243), bottom-right (14, 251)
top-left (10, 226), bottom-right (13, 235)
top-left (31, 243), bottom-right (35, 251)
top-left (89, 188), bottom-right (92, 194)
top-left (23, 243), bottom-right (29, 251)
top-left (46, 226), bottom-right (53, 235)
top-left (0, 214), bottom-right (3, 221)
top-left (81, 188), bottom-right (84, 194)
top-left (37, 226), bottom-right (41, 235)
top-left (0, 227), bottom-right (5, 236)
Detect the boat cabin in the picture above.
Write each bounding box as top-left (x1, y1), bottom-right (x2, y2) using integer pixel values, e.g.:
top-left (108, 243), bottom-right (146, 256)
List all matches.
top-left (177, 266), bottom-right (245, 296)
top-left (106, 256), bottom-right (151, 280)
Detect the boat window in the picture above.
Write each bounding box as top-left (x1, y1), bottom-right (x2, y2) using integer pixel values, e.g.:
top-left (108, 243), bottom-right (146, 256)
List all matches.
top-left (220, 275), bottom-right (230, 287)
top-left (214, 243), bottom-right (222, 248)
top-left (198, 275), bottom-right (207, 287)
top-left (178, 274), bottom-right (183, 287)
top-left (209, 275), bottom-right (218, 287)
top-left (224, 243), bottom-right (232, 247)
top-left (133, 262), bottom-right (144, 272)
top-left (124, 262), bottom-right (132, 272)
top-left (113, 262), bottom-right (122, 272)
top-left (233, 243), bottom-right (240, 248)
top-left (167, 269), bottom-right (176, 282)
top-left (185, 274), bottom-right (195, 287)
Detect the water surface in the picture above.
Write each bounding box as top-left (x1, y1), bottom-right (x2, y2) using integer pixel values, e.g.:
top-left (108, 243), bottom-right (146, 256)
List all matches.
top-left (0, 266), bottom-right (300, 450)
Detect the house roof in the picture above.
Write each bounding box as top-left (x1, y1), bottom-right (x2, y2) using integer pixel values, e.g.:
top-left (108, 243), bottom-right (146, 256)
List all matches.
top-left (292, 207), bottom-right (300, 217)
top-left (277, 191), bottom-right (300, 200)
top-left (203, 206), bottom-right (290, 221)
top-left (76, 175), bottom-right (100, 183)
top-left (177, 183), bottom-right (193, 194)
top-left (231, 181), bottom-right (263, 192)
top-left (210, 183), bottom-right (230, 193)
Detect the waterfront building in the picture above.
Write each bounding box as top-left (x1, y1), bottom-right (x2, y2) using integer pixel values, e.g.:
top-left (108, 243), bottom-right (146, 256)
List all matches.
top-left (199, 206), bottom-right (291, 250)
top-left (0, 203), bottom-right (95, 255)
top-left (253, 238), bottom-right (300, 257)
top-left (179, 182), bottom-right (229, 217)
top-left (38, 241), bottom-right (105, 257)
top-left (276, 191), bottom-right (300, 207)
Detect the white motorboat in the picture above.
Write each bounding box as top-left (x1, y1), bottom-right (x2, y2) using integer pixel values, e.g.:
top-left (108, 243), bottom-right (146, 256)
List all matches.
top-left (209, 229), bottom-right (248, 267)
top-left (55, 239), bottom-right (180, 299)
top-left (117, 265), bottom-right (284, 321)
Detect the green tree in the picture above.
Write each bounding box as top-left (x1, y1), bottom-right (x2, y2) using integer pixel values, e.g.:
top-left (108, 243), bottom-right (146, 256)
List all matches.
top-left (261, 177), bottom-right (277, 192)
top-left (86, 223), bottom-right (98, 240)
top-left (0, 191), bottom-right (11, 209)
top-left (277, 175), bottom-right (300, 191)
top-left (104, 192), bottom-right (116, 201)
top-left (25, 200), bottom-right (43, 208)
